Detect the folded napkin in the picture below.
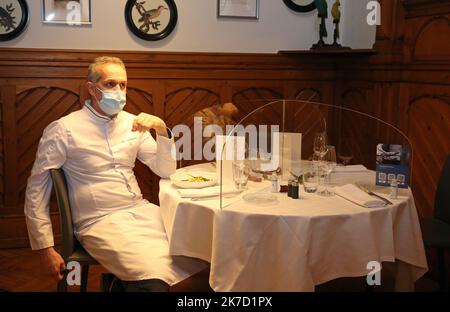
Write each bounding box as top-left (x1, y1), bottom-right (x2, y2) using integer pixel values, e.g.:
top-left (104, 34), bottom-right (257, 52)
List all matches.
top-left (177, 185), bottom-right (240, 199)
top-left (334, 184), bottom-right (386, 208)
top-left (333, 165), bottom-right (367, 173)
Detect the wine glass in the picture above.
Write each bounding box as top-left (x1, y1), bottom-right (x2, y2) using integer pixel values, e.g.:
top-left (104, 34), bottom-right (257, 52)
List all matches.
top-left (313, 132), bottom-right (328, 161)
top-left (338, 137), bottom-right (354, 165)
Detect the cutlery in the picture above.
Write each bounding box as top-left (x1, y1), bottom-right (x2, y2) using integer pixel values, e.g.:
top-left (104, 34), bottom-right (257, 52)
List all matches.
top-left (190, 192), bottom-right (241, 201)
top-left (356, 183), bottom-right (393, 205)
top-left (191, 195), bottom-right (220, 201)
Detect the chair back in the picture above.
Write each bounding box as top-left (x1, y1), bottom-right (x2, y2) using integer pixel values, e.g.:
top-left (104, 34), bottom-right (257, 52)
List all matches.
top-left (50, 168), bottom-right (78, 259)
top-left (435, 154), bottom-right (450, 224)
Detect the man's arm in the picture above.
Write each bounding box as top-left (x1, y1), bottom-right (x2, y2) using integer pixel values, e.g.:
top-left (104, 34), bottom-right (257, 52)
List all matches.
top-left (24, 121), bottom-right (67, 280)
top-left (133, 113), bottom-right (176, 178)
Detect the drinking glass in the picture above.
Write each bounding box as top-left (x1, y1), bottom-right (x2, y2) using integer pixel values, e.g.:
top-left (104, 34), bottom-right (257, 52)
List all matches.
top-left (317, 146), bottom-right (337, 197)
top-left (232, 161), bottom-right (250, 190)
top-left (303, 167), bottom-right (319, 193)
top-left (338, 137), bottom-right (354, 165)
top-left (313, 132), bottom-right (328, 161)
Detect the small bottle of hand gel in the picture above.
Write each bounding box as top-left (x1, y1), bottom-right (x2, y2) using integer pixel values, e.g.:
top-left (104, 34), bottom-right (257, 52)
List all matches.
top-left (389, 178), bottom-right (398, 199)
top-left (270, 172), bottom-right (279, 193)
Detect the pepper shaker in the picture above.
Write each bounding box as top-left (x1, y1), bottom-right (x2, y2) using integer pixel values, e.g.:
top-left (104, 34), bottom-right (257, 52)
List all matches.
top-left (270, 172), bottom-right (279, 193)
top-left (291, 180), bottom-right (299, 199)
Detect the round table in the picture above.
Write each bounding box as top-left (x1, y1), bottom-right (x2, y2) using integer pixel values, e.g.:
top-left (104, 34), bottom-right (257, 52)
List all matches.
top-left (159, 163), bottom-right (428, 291)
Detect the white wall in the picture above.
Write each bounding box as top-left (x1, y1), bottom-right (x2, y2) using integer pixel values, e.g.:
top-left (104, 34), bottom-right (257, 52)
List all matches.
top-left (0, 0), bottom-right (376, 52)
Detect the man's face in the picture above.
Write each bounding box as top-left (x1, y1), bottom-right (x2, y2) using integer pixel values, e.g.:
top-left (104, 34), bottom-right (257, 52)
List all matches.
top-left (88, 63), bottom-right (128, 102)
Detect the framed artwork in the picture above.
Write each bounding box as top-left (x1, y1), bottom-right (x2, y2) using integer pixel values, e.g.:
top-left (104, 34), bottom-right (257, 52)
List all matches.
top-left (283, 0), bottom-right (316, 13)
top-left (42, 0), bottom-right (92, 25)
top-left (217, 0), bottom-right (259, 19)
top-left (0, 0), bottom-right (29, 41)
top-left (124, 0), bottom-right (178, 41)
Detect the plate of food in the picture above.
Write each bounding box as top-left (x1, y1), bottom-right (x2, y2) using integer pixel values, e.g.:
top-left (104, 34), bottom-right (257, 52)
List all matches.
top-left (170, 171), bottom-right (217, 189)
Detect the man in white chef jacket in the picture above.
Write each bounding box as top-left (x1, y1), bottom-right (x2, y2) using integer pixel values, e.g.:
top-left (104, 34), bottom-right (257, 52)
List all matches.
top-left (24, 56), bottom-right (204, 291)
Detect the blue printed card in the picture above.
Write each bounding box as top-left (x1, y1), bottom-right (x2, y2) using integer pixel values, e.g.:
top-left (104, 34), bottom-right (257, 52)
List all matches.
top-left (376, 144), bottom-right (410, 189)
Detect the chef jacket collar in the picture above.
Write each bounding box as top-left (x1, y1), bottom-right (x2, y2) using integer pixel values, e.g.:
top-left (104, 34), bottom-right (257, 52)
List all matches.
top-left (84, 100), bottom-right (118, 123)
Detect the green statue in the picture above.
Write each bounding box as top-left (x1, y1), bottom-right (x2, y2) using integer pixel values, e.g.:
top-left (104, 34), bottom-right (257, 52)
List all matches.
top-left (313, 0), bottom-right (328, 48)
top-left (331, 0), bottom-right (341, 46)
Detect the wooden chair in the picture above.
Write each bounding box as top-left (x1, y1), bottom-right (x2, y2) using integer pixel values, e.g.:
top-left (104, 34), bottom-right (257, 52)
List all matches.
top-left (420, 154), bottom-right (450, 291)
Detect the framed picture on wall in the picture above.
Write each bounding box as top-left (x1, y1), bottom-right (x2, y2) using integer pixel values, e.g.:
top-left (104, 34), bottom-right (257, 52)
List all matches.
top-left (283, 0), bottom-right (316, 13)
top-left (0, 0), bottom-right (29, 41)
top-left (124, 0), bottom-right (178, 41)
top-left (217, 0), bottom-right (259, 19)
top-left (42, 0), bottom-right (91, 25)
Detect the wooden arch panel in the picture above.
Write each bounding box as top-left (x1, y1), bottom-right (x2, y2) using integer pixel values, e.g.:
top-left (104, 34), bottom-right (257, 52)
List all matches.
top-left (164, 87), bottom-right (220, 167)
top-left (232, 87), bottom-right (283, 127)
top-left (16, 87), bottom-right (80, 203)
top-left (293, 88), bottom-right (326, 159)
top-left (408, 96), bottom-right (450, 217)
top-left (0, 89), bottom-right (3, 204)
top-left (413, 16), bottom-right (450, 61)
top-left (340, 89), bottom-right (374, 168)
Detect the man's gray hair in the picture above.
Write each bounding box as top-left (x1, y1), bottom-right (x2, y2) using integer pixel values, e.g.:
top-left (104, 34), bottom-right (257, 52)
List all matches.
top-left (87, 56), bottom-right (126, 82)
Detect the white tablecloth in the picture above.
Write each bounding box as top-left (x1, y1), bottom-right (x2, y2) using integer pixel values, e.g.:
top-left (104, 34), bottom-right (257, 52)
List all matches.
top-left (159, 165), bottom-right (428, 291)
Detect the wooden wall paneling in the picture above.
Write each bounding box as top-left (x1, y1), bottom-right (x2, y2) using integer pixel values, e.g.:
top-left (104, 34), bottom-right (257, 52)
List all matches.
top-left (229, 86), bottom-right (284, 161)
top-left (124, 84), bottom-right (158, 204)
top-left (152, 80), bottom-right (166, 118)
top-left (1, 85), bottom-right (18, 211)
top-left (0, 87), bottom-right (3, 207)
top-left (377, 0), bottom-right (404, 41)
top-left (16, 86), bottom-right (81, 207)
top-left (339, 86), bottom-right (376, 169)
top-left (125, 87), bottom-right (155, 116)
top-left (373, 0), bottom-right (405, 64)
top-left (231, 85), bottom-right (284, 124)
top-left (411, 15), bottom-right (450, 62)
top-left (403, 0), bottom-right (450, 19)
top-left (372, 83), bottom-right (406, 146)
top-left (408, 96), bottom-right (450, 217)
top-left (163, 83), bottom-right (222, 167)
top-left (399, 0), bottom-right (450, 219)
top-left (0, 32), bottom-right (448, 249)
top-left (164, 83), bottom-right (222, 128)
top-left (0, 211), bottom-right (61, 249)
top-left (292, 86), bottom-right (327, 159)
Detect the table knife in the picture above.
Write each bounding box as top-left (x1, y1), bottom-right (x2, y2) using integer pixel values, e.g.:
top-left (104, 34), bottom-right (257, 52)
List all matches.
top-left (356, 184), bottom-right (394, 205)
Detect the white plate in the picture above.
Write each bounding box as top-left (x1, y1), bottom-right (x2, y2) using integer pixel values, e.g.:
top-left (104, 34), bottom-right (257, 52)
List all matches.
top-left (170, 171), bottom-right (217, 189)
top-left (242, 193), bottom-right (278, 205)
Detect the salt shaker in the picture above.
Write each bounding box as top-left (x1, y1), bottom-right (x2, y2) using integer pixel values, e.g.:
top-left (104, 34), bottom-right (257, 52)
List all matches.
top-left (389, 178), bottom-right (398, 199)
top-left (270, 172), bottom-right (279, 193)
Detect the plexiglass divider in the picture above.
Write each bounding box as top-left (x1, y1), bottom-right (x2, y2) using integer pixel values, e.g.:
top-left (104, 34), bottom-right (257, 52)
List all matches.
top-left (217, 99), bottom-right (414, 210)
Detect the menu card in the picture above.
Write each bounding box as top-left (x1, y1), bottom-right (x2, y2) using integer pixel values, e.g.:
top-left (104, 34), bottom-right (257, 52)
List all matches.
top-left (215, 135), bottom-right (245, 185)
top-left (375, 144), bottom-right (410, 189)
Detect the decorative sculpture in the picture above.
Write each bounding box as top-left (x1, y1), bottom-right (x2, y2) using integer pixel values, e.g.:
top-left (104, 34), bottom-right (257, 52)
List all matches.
top-left (311, 0), bottom-right (350, 50)
top-left (331, 0), bottom-right (341, 46)
top-left (311, 0), bottom-right (328, 49)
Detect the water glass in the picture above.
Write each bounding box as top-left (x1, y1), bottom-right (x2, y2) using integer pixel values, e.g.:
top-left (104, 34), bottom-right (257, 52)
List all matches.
top-left (232, 161), bottom-right (250, 190)
top-left (303, 168), bottom-right (319, 193)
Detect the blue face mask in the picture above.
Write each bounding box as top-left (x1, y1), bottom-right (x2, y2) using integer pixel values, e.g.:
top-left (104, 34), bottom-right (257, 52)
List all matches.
top-left (96, 87), bottom-right (126, 116)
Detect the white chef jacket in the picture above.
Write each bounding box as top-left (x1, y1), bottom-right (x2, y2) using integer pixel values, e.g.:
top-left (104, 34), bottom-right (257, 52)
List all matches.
top-left (24, 100), bottom-right (205, 283)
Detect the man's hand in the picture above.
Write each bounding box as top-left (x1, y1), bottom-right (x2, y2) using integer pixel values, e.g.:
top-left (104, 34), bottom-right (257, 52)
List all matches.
top-left (132, 113), bottom-right (168, 137)
top-left (39, 247), bottom-right (65, 281)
